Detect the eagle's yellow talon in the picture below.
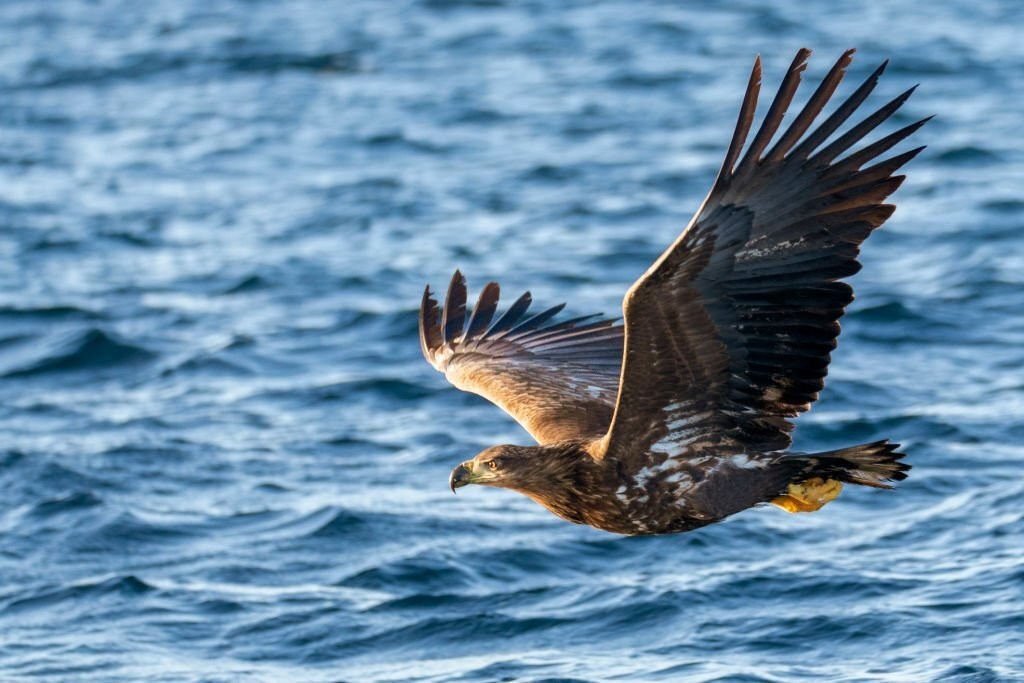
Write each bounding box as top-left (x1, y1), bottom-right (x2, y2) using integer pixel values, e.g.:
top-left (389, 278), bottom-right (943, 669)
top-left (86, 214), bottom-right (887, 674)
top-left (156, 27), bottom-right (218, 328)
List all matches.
top-left (771, 477), bottom-right (843, 513)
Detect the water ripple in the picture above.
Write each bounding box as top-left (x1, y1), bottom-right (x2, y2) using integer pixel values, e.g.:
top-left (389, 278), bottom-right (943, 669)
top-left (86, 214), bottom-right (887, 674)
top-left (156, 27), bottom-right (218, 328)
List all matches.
top-left (0, 0), bottom-right (1021, 681)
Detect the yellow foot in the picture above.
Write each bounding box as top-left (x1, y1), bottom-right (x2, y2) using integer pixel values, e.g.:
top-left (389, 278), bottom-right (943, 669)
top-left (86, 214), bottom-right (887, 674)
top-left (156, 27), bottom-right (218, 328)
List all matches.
top-left (771, 477), bottom-right (843, 513)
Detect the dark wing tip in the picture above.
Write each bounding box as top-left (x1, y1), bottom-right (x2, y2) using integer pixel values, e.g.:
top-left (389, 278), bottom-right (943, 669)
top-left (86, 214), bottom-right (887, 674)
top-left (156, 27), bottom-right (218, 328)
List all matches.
top-left (790, 54), bottom-right (893, 161)
top-left (764, 48), bottom-right (860, 163)
top-left (419, 284), bottom-right (443, 361)
top-left (827, 116), bottom-right (931, 177)
top-left (793, 48), bottom-right (812, 74)
top-left (504, 302), bottom-right (567, 340)
top-left (486, 289), bottom-right (533, 338)
top-left (715, 54), bottom-right (763, 188)
top-left (735, 47), bottom-right (815, 174)
top-left (868, 59), bottom-right (890, 83)
top-left (464, 281), bottom-right (501, 343)
top-left (813, 82), bottom-right (922, 165)
top-left (887, 84), bottom-right (920, 115)
top-left (442, 270), bottom-right (468, 346)
top-left (449, 269), bottom-right (465, 295)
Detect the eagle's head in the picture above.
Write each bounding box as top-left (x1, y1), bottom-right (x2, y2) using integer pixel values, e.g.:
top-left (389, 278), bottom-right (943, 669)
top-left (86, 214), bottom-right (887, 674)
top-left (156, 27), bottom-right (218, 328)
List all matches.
top-left (449, 442), bottom-right (603, 527)
top-left (449, 444), bottom-right (535, 493)
top-left (448, 443), bottom-right (581, 497)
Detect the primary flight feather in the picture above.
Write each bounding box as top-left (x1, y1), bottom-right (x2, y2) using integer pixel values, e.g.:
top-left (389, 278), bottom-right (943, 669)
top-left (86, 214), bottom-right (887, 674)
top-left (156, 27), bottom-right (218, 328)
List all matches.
top-left (420, 49), bottom-right (922, 535)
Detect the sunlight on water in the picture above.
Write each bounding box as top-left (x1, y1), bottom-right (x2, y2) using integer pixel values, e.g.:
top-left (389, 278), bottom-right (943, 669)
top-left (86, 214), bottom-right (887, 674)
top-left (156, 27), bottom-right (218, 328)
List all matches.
top-left (0, 1), bottom-right (1022, 681)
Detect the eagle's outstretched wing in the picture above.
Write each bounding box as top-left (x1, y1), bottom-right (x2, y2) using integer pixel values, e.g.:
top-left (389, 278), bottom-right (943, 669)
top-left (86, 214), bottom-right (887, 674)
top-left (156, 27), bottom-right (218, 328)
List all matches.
top-left (420, 271), bottom-right (623, 444)
top-left (596, 49), bottom-right (927, 473)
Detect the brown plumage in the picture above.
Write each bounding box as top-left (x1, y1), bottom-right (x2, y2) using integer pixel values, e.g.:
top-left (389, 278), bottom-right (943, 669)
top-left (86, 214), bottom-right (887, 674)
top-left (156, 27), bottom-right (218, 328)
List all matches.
top-left (421, 49), bottom-right (920, 535)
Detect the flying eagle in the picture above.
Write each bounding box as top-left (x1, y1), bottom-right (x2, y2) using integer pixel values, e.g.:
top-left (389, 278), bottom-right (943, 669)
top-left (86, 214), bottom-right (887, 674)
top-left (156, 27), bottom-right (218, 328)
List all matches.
top-left (419, 49), bottom-right (922, 535)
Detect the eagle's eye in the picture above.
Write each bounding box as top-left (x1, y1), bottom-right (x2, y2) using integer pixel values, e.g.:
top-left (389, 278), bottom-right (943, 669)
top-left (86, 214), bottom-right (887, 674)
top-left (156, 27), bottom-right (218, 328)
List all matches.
top-left (488, 459), bottom-right (499, 471)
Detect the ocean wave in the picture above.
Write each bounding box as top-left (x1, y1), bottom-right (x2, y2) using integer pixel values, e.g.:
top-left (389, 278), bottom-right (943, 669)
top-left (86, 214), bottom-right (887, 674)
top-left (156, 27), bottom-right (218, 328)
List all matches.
top-left (20, 48), bottom-right (362, 89)
top-left (1, 1), bottom-right (1022, 681)
top-left (1, 328), bottom-right (155, 378)
top-left (4, 574), bottom-right (153, 614)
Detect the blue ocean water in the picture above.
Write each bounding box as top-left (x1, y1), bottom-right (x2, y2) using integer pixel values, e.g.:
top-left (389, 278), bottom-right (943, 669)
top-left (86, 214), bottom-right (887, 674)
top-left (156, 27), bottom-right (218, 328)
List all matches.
top-left (1, 0), bottom-right (1022, 680)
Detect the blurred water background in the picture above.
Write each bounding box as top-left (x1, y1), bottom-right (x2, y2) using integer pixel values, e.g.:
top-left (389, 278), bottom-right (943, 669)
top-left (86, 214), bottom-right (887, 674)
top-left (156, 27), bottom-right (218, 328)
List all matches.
top-left (0, 1), bottom-right (1022, 681)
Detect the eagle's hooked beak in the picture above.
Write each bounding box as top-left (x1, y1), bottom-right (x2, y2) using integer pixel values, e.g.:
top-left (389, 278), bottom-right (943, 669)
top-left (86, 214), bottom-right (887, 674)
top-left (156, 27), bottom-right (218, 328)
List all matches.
top-left (449, 462), bottom-right (472, 493)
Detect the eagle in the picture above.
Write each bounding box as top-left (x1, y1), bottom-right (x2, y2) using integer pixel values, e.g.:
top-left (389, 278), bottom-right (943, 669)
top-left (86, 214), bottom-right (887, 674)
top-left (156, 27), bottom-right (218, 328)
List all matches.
top-left (419, 49), bottom-right (922, 535)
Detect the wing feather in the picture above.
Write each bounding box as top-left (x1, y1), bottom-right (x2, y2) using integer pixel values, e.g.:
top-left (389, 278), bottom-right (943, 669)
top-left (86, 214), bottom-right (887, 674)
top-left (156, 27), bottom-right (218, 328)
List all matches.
top-left (735, 48), bottom-right (810, 172)
top-left (419, 286), bottom-right (443, 362)
top-left (485, 291), bottom-right (533, 337)
top-left (441, 270), bottom-right (468, 346)
top-left (503, 303), bottom-right (567, 339)
top-left (789, 59), bottom-right (889, 160)
top-left (463, 281), bottom-right (500, 342)
top-left (715, 55), bottom-right (761, 186)
top-left (814, 86), bottom-right (918, 165)
top-left (765, 49), bottom-right (855, 162)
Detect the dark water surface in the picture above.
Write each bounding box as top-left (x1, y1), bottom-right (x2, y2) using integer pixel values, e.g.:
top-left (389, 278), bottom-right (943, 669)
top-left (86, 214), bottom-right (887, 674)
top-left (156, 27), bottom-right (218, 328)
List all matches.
top-left (1, 1), bottom-right (1022, 681)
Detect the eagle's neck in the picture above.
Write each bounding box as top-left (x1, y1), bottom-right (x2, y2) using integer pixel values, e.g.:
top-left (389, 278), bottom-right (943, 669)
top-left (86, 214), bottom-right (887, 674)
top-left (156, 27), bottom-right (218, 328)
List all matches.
top-left (511, 441), bottom-right (607, 526)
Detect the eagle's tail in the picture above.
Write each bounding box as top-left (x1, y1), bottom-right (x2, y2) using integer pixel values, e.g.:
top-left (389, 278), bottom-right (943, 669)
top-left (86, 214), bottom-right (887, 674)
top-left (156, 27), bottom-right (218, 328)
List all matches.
top-left (803, 440), bottom-right (910, 488)
top-left (771, 440), bottom-right (910, 513)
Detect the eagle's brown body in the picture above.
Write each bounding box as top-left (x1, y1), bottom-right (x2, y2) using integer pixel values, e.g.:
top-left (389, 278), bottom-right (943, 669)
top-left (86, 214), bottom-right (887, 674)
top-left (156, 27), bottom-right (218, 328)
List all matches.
top-left (423, 49), bottom-right (919, 535)
top-left (455, 441), bottom-right (732, 535)
top-left (449, 439), bottom-right (904, 535)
